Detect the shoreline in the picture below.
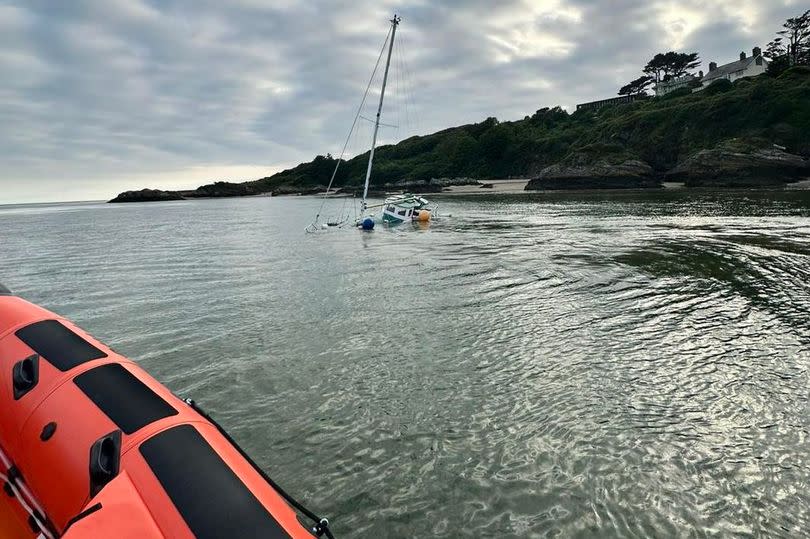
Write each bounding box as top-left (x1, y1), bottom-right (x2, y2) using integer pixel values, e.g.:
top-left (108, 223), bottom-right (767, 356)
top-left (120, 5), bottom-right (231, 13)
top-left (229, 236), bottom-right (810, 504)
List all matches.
top-left (109, 175), bottom-right (810, 204)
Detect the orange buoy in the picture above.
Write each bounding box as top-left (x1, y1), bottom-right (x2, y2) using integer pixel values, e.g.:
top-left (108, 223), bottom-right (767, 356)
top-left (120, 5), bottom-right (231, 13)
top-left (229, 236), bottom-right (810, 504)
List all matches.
top-left (417, 210), bottom-right (431, 222)
top-left (0, 288), bottom-right (327, 538)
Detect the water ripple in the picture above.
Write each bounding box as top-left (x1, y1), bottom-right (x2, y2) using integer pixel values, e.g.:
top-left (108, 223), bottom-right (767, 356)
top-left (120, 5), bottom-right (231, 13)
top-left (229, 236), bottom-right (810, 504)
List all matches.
top-left (1, 191), bottom-right (809, 537)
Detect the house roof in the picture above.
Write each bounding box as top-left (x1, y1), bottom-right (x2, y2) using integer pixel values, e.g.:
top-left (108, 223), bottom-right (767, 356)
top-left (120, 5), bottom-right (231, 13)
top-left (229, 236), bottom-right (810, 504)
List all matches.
top-left (703, 56), bottom-right (767, 81)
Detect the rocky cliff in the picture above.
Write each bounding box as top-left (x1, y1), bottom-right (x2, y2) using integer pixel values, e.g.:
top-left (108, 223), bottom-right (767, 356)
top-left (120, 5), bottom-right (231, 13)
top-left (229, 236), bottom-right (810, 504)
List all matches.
top-left (526, 144), bottom-right (660, 190)
top-left (665, 141), bottom-right (809, 187)
top-left (526, 160), bottom-right (659, 190)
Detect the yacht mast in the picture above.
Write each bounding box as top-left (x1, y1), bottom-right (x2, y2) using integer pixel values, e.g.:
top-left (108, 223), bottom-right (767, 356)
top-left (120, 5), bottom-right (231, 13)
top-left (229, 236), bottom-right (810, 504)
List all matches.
top-left (361, 14), bottom-right (400, 209)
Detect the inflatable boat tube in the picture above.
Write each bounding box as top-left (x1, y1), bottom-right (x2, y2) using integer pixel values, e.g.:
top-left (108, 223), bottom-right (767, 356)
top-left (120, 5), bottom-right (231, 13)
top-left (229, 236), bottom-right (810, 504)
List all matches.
top-left (0, 286), bottom-right (328, 538)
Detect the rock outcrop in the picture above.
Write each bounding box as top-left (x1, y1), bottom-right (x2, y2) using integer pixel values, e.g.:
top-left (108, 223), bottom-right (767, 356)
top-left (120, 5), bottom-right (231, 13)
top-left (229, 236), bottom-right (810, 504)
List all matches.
top-left (526, 143), bottom-right (661, 190)
top-left (666, 143), bottom-right (810, 187)
top-left (109, 189), bottom-right (184, 203)
top-left (182, 181), bottom-right (259, 198)
top-left (110, 181), bottom-right (262, 203)
top-left (526, 159), bottom-right (660, 190)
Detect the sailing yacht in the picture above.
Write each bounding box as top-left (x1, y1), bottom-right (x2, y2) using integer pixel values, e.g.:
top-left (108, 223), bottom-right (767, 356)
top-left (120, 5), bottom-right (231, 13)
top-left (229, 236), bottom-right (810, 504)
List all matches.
top-left (306, 15), bottom-right (435, 232)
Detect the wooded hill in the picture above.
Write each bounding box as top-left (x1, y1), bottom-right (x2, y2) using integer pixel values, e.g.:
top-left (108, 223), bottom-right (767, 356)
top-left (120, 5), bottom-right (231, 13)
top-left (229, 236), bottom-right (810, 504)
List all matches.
top-left (111, 66), bottom-right (810, 201)
top-left (246, 67), bottom-right (810, 191)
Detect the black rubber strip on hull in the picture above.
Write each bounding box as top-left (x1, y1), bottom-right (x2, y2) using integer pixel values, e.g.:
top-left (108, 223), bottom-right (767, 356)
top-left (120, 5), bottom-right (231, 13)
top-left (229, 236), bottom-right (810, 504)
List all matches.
top-left (15, 320), bottom-right (107, 371)
top-left (74, 364), bottom-right (178, 434)
top-left (139, 424), bottom-right (292, 539)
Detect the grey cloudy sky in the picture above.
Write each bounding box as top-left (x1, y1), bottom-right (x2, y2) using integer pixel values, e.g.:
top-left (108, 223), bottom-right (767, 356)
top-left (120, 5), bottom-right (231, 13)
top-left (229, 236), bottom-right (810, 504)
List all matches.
top-left (0, 0), bottom-right (803, 203)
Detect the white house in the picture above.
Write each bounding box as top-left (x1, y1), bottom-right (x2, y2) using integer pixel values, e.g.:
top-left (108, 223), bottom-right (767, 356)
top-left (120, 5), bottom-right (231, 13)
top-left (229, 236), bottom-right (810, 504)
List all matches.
top-left (697, 47), bottom-right (768, 90)
top-left (654, 74), bottom-right (697, 96)
top-left (654, 46), bottom-right (769, 96)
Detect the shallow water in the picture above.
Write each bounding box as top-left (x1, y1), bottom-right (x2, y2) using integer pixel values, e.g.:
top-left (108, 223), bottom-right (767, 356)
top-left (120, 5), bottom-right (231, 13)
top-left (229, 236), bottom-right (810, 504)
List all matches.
top-left (1, 190), bottom-right (809, 537)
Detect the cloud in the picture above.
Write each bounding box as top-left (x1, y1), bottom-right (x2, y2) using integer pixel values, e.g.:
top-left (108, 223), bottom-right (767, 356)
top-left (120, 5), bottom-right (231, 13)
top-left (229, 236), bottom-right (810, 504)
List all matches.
top-left (0, 0), bottom-right (803, 203)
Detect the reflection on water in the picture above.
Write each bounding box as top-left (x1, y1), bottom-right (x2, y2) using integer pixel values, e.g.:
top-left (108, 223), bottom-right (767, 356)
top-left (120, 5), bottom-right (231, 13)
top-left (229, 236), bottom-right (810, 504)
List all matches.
top-left (1, 190), bottom-right (810, 537)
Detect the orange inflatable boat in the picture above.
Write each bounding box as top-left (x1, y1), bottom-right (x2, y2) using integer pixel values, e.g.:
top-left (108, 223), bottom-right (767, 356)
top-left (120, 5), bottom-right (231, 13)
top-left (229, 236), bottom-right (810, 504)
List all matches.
top-left (0, 284), bottom-right (332, 538)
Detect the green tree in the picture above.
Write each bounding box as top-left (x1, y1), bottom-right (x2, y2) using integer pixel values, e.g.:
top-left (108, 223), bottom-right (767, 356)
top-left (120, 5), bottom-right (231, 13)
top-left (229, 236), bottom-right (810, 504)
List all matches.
top-left (479, 125), bottom-right (512, 161)
top-left (529, 106), bottom-right (569, 128)
top-left (669, 52), bottom-right (701, 78)
top-left (435, 132), bottom-right (478, 173)
top-left (618, 75), bottom-right (654, 96)
top-left (468, 117), bottom-right (499, 138)
top-left (778, 10), bottom-right (810, 66)
top-left (643, 52), bottom-right (701, 83)
top-left (643, 54), bottom-right (667, 83)
top-left (765, 38), bottom-right (790, 76)
top-left (765, 37), bottom-right (787, 60)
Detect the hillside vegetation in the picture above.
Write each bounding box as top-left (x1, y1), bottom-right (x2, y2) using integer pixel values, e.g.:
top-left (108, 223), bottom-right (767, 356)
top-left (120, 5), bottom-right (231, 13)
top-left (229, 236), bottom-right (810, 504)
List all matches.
top-left (246, 68), bottom-right (809, 192)
top-left (111, 68), bottom-right (810, 201)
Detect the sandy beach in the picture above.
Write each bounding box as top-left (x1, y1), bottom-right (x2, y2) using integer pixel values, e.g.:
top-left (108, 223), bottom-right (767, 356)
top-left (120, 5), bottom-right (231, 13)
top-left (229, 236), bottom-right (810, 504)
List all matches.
top-left (434, 179), bottom-right (695, 195)
top-left (435, 178), bottom-right (530, 195)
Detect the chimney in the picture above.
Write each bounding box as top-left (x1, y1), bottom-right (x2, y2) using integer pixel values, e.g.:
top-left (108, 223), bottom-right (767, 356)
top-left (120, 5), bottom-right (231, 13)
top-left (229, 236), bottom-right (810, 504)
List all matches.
top-left (740, 51), bottom-right (746, 60)
top-left (753, 46), bottom-right (761, 57)
top-left (709, 61), bottom-right (717, 71)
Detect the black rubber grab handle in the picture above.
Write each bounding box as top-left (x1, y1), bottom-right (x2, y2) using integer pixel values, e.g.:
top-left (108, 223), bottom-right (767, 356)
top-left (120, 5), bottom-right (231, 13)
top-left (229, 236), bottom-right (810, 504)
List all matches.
top-left (12, 354), bottom-right (39, 400)
top-left (89, 430), bottom-right (121, 497)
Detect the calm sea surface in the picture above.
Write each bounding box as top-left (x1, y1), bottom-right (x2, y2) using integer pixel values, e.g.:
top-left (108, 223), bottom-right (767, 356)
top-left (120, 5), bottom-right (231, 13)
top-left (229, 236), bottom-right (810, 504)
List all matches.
top-left (1, 190), bottom-right (809, 537)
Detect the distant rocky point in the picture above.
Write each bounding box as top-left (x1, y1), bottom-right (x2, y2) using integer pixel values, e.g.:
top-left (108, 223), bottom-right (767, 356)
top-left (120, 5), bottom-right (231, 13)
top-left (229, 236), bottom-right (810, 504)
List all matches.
top-left (109, 188), bottom-right (184, 203)
top-left (109, 181), bottom-right (259, 203)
